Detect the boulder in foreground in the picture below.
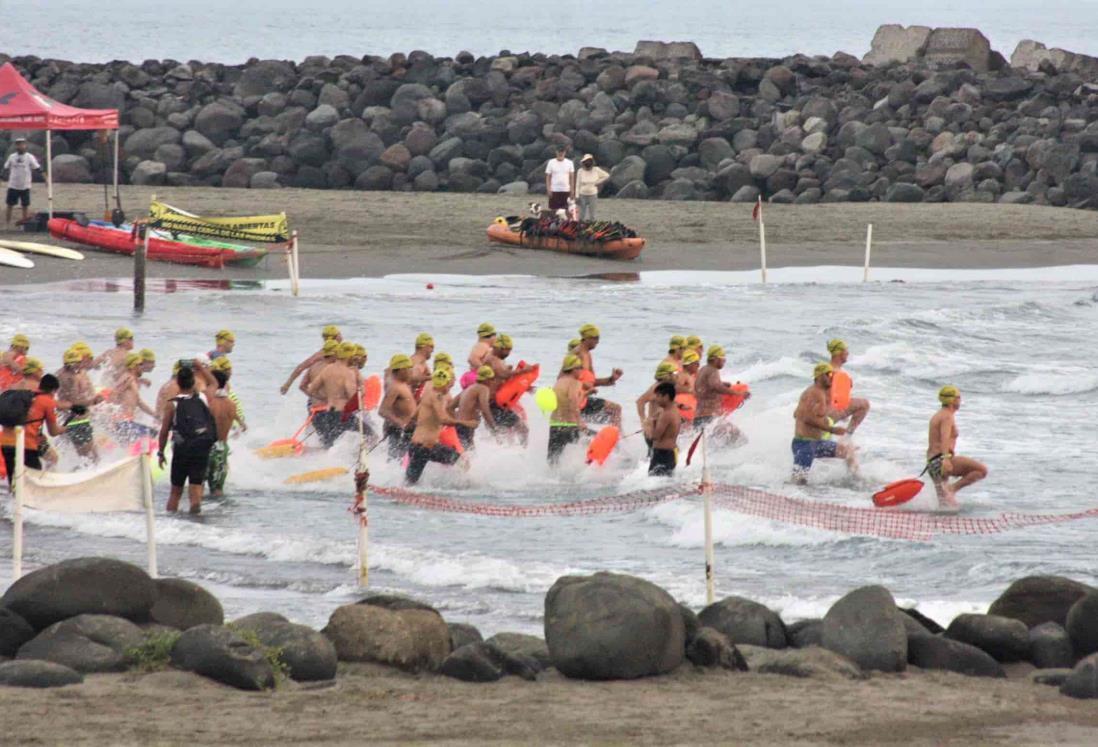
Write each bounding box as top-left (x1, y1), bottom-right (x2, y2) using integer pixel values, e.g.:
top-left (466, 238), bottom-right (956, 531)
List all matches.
top-left (945, 614), bottom-right (1029, 662)
top-left (149, 578), bottom-right (224, 630)
top-left (698, 596), bottom-right (787, 649)
top-left (0, 659), bottom-right (84, 688)
top-left (17, 614), bottom-right (144, 673)
top-left (440, 641), bottom-right (540, 682)
top-left (170, 624), bottom-right (276, 690)
top-left (323, 602), bottom-right (450, 671)
top-left (233, 615), bottom-right (336, 682)
top-left (1060, 653), bottom-right (1098, 699)
top-left (821, 586), bottom-right (907, 672)
top-left (907, 635), bottom-right (1005, 678)
top-left (987, 576), bottom-right (1093, 628)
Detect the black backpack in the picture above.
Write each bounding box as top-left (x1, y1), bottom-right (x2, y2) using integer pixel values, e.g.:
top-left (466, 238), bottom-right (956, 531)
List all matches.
top-left (172, 394), bottom-right (216, 449)
top-left (0, 390), bottom-right (37, 428)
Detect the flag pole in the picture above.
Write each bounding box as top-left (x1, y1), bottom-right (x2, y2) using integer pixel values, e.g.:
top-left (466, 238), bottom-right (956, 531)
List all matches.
top-left (863, 223), bottom-right (873, 282)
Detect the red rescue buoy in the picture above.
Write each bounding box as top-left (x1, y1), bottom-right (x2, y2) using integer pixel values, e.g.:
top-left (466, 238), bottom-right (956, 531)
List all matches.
top-left (720, 383), bottom-right (751, 414)
top-left (586, 425), bottom-right (620, 466)
top-left (426, 283), bottom-right (434, 290)
top-left (439, 425), bottom-right (464, 455)
top-left (872, 478), bottom-right (924, 508)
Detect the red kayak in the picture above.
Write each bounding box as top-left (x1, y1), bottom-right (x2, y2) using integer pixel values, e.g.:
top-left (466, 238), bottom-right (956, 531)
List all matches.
top-left (48, 218), bottom-right (268, 268)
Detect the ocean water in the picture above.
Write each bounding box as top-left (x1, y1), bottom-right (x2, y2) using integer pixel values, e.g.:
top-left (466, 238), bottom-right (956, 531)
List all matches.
top-left (5, 0), bottom-right (1098, 64)
top-left (0, 266), bottom-right (1096, 634)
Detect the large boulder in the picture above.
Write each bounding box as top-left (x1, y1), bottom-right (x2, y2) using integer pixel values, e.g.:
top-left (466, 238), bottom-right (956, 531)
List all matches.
top-left (234, 616), bottom-right (336, 682)
top-left (0, 608), bottom-right (35, 657)
top-left (171, 624), bottom-right (275, 690)
top-left (738, 645), bottom-right (864, 680)
top-left (233, 60), bottom-right (297, 99)
top-left (50, 154), bottom-right (92, 184)
top-left (439, 641), bottom-right (540, 683)
top-left (1061, 653), bottom-right (1098, 699)
top-left (1067, 592), bottom-right (1098, 657)
top-left (330, 119), bottom-right (384, 176)
top-left (787, 620), bottom-right (823, 649)
top-left (221, 158), bottom-right (268, 189)
top-left (697, 597), bottom-right (786, 649)
top-left (988, 576), bottom-right (1094, 628)
top-left (908, 635), bottom-right (1005, 677)
top-left (17, 614), bottom-right (144, 673)
top-left (863, 24), bottom-right (932, 66)
top-left (124, 127), bottom-right (183, 161)
top-left (633, 41), bottom-right (702, 60)
top-left (131, 160), bottom-right (167, 186)
top-left (945, 614), bottom-right (1029, 662)
top-left (1, 558), bottom-right (156, 630)
top-left (0, 660), bottom-right (83, 688)
top-left (544, 572), bottom-right (684, 680)
top-left (821, 586), bottom-right (907, 672)
top-left (194, 100), bottom-right (246, 146)
top-left (1011, 40), bottom-right (1098, 80)
top-left (485, 632), bottom-right (550, 668)
top-left (685, 627), bottom-right (748, 670)
top-left (448, 623), bottom-right (483, 651)
top-left (923, 28), bottom-right (995, 72)
top-left (609, 155), bottom-right (647, 190)
top-left (322, 602), bottom-right (450, 671)
top-left (1030, 622), bottom-right (1075, 669)
top-left (749, 154), bottom-right (784, 180)
top-left (149, 579), bottom-right (224, 631)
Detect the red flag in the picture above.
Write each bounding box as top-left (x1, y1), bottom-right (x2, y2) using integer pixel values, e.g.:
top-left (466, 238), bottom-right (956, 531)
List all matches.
top-left (751, 197), bottom-right (762, 222)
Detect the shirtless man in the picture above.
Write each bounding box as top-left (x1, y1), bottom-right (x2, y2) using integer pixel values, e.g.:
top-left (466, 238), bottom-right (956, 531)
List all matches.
top-left (791, 363), bottom-right (857, 483)
top-left (662, 335), bottom-right (686, 372)
top-left (453, 365), bottom-right (497, 450)
top-left (686, 335), bottom-right (704, 362)
top-left (559, 339), bottom-right (581, 375)
top-left (95, 328), bottom-right (135, 383)
top-left (548, 354), bottom-right (587, 464)
top-left (467, 322), bottom-right (497, 370)
top-left (378, 354), bottom-right (418, 460)
top-left (139, 349), bottom-right (156, 387)
top-left (677, 350), bottom-right (700, 393)
top-left (281, 325), bottom-right (341, 394)
top-left (205, 369), bottom-right (238, 498)
top-left (485, 334), bottom-right (530, 444)
top-left (405, 367), bottom-right (476, 484)
top-left (574, 323), bottom-right (623, 428)
top-left (209, 329), bottom-right (235, 361)
top-left (637, 362), bottom-right (678, 450)
top-left (926, 385), bottom-right (988, 508)
top-left (300, 339), bottom-right (339, 410)
top-left (156, 358), bottom-right (214, 416)
top-left (55, 347), bottom-right (102, 462)
top-left (433, 352), bottom-right (453, 373)
top-left (695, 345), bottom-right (749, 444)
top-left (0, 333), bottom-right (31, 392)
top-left (16, 357), bottom-right (43, 391)
top-left (108, 353), bottom-right (159, 444)
top-left (647, 382), bottom-right (681, 477)
top-left (826, 339), bottom-right (870, 434)
top-left (410, 333), bottom-right (435, 392)
top-left (307, 342), bottom-right (359, 448)
top-left (209, 357), bottom-right (246, 434)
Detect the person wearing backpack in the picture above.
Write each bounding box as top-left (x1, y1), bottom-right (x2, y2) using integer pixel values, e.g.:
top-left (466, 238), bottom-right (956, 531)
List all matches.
top-left (0, 374), bottom-right (64, 484)
top-left (157, 365), bottom-right (216, 514)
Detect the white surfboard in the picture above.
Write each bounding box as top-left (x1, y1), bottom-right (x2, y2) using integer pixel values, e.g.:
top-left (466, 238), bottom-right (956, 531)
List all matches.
top-left (0, 239), bottom-right (84, 261)
top-left (0, 246), bottom-right (34, 269)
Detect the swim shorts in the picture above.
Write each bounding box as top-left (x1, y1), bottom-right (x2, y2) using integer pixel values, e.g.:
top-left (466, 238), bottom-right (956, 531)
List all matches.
top-left (547, 424), bottom-right (581, 463)
top-left (383, 421), bottom-right (414, 460)
top-left (791, 437), bottom-right (838, 472)
top-left (405, 442), bottom-right (460, 484)
top-left (489, 403), bottom-right (520, 429)
top-left (206, 441), bottom-right (229, 493)
top-left (924, 452), bottom-right (951, 482)
top-left (455, 423), bottom-right (476, 451)
top-left (693, 415), bottom-right (716, 431)
top-left (112, 420), bottom-right (157, 445)
top-left (649, 447), bottom-right (677, 477)
top-left (5, 188), bottom-right (30, 207)
top-left (65, 418), bottom-right (94, 447)
top-left (313, 408), bottom-right (352, 449)
top-left (581, 396), bottom-right (608, 421)
top-left (171, 444), bottom-right (212, 487)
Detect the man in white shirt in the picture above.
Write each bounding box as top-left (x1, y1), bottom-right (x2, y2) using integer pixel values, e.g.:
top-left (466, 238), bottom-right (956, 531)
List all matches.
top-left (544, 145), bottom-right (575, 213)
top-left (4, 138), bottom-right (41, 228)
top-left (576, 154), bottom-right (611, 221)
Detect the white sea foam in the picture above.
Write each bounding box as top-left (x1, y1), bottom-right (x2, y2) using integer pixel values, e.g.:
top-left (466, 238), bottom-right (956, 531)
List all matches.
top-left (1003, 369), bottom-right (1098, 396)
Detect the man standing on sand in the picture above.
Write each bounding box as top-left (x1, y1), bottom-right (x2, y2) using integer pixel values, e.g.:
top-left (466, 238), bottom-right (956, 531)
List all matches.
top-left (695, 345), bottom-right (749, 444)
top-left (453, 365), bottom-right (497, 451)
top-left (575, 154), bottom-right (610, 221)
top-left (826, 339), bottom-right (870, 434)
top-left (791, 363), bottom-right (857, 483)
top-left (574, 323), bottom-right (623, 428)
top-left (379, 354), bottom-right (418, 461)
top-left (544, 145), bottom-right (575, 215)
top-left (647, 382), bottom-right (681, 477)
top-left (158, 366), bottom-right (216, 515)
top-left (548, 354), bottom-right (587, 464)
top-left (405, 367), bottom-right (476, 485)
top-left (4, 138), bottom-right (42, 228)
top-left (925, 385), bottom-right (988, 508)
top-left (205, 369), bottom-right (238, 498)
top-left (281, 325), bottom-right (341, 394)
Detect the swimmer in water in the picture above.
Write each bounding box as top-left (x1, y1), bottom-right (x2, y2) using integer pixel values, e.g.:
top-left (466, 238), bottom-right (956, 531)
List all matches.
top-left (662, 335), bottom-right (686, 372)
top-left (107, 352), bottom-right (159, 444)
top-left (694, 345), bottom-right (750, 444)
top-left (453, 365), bottom-right (498, 450)
top-left (55, 346), bottom-right (102, 463)
top-left (647, 381), bottom-right (681, 477)
top-left (281, 325), bottom-right (342, 394)
top-left (378, 354), bottom-right (418, 461)
top-left (205, 369), bottom-right (238, 498)
top-left (574, 323), bottom-right (623, 428)
top-left (300, 339), bottom-right (339, 410)
top-left (209, 329), bottom-right (235, 361)
top-left (791, 362), bottom-right (858, 484)
top-left (307, 342), bottom-right (360, 448)
top-left (826, 338), bottom-right (870, 434)
top-left (548, 354), bottom-right (587, 464)
top-left (405, 367), bottom-right (477, 485)
top-left (467, 322), bottom-right (497, 370)
top-left (686, 335), bottom-right (704, 363)
top-left (925, 385), bottom-right (988, 508)
top-left (409, 333), bottom-right (435, 396)
top-left (637, 361), bottom-right (679, 453)
top-left (94, 327), bottom-right (135, 383)
top-left (16, 357), bottom-right (43, 391)
top-left (0, 333), bottom-right (31, 392)
top-left (677, 349), bottom-right (701, 394)
top-left (485, 333), bottom-right (530, 445)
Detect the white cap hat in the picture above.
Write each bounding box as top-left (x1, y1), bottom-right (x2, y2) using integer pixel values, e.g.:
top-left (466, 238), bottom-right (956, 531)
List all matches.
top-left (581, 153), bottom-right (594, 162)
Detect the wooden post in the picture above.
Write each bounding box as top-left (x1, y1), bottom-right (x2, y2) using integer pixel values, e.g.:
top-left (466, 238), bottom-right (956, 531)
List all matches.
top-left (756, 198), bottom-right (768, 285)
top-left (135, 195), bottom-right (152, 313)
top-left (702, 430), bottom-right (715, 605)
top-left (289, 230), bottom-right (300, 297)
top-left (142, 454), bottom-right (158, 578)
top-left (863, 223), bottom-right (874, 282)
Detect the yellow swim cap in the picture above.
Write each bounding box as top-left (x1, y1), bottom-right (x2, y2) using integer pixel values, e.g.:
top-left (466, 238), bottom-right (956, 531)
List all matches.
top-left (322, 339), bottom-right (339, 355)
top-left (668, 335), bottom-right (686, 351)
top-left (337, 341), bottom-right (356, 360)
top-left (72, 342), bottom-right (93, 358)
top-left (434, 352), bottom-right (452, 365)
top-left (125, 352), bottom-right (143, 368)
top-left (655, 361), bottom-right (678, 381)
top-left (562, 354), bottom-right (583, 371)
top-left (477, 365), bottom-right (495, 382)
top-left (813, 362), bottom-right (834, 379)
top-left (939, 385), bottom-right (960, 405)
top-left (211, 356), bottom-right (233, 372)
top-left (322, 325), bottom-right (341, 340)
top-left (683, 350), bottom-right (700, 365)
top-left (827, 338), bottom-right (848, 355)
top-left (63, 349), bottom-right (82, 365)
top-left (215, 329), bottom-right (235, 343)
top-left (115, 327), bottom-right (134, 342)
top-left (415, 332), bottom-right (434, 348)
top-left (477, 322), bottom-right (496, 338)
top-left (432, 367), bottom-right (453, 387)
top-left (22, 357), bottom-right (42, 375)
top-left (139, 348), bottom-right (156, 362)
top-left (354, 344), bottom-right (366, 358)
top-left (496, 334), bottom-right (513, 350)
top-left (707, 345), bottom-right (725, 360)
top-left (686, 335), bottom-right (703, 348)
top-left (579, 323), bottom-right (600, 339)
top-left (10, 333), bottom-right (30, 350)
top-left (389, 353), bottom-right (413, 371)
top-left (568, 338), bottom-right (581, 351)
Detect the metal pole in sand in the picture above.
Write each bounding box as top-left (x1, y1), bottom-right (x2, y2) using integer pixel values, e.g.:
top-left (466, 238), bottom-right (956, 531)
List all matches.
top-left (758, 201), bottom-right (767, 285)
top-left (113, 130), bottom-right (120, 210)
top-left (354, 389), bottom-right (369, 586)
top-left (142, 453), bottom-right (158, 578)
top-left (12, 426), bottom-right (25, 580)
top-left (289, 229), bottom-right (300, 297)
top-left (702, 429), bottom-right (715, 605)
top-left (863, 224), bottom-right (873, 283)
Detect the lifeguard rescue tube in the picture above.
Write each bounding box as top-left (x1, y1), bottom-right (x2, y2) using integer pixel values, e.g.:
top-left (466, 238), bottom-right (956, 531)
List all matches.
top-left (496, 365), bottom-right (540, 409)
top-left (586, 425), bottom-right (620, 466)
top-left (720, 383), bottom-right (751, 414)
top-left (872, 478), bottom-right (924, 508)
top-left (831, 370), bottom-right (853, 411)
top-left (439, 425), bottom-right (464, 454)
top-left (675, 393), bottom-right (697, 421)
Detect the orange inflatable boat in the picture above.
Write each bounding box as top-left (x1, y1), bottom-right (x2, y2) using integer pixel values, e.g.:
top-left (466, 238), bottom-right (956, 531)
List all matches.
top-left (486, 223), bottom-right (645, 260)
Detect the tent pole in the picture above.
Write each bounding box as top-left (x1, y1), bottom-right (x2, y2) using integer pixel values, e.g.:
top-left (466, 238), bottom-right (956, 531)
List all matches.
top-left (46, 129), bottom-right (53, 221)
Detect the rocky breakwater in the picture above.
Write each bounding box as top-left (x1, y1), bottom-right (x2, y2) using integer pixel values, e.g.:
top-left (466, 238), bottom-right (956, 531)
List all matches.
top-left (5, 29), bottom-right (1098, 210)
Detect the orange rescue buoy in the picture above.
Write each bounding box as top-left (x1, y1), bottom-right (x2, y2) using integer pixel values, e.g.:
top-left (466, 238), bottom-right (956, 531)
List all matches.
top-left (495, 364), bottom-right (540, 409)
top-left (720, 383), bottom-right (751, 414)
top-left (831, 370), bottom-right (852, 411)
top-left (586, 425), bottom-right (620, 466)
top-left (872, 478), bottom-right (924, 508)
top-left (439, 425), bottom-right (464, 455)
top-left (675, 393), bottom-right (697, 421)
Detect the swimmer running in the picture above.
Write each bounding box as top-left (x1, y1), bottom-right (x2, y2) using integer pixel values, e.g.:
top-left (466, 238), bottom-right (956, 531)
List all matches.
top-left (694, 345), bottom-right (749, 444)
top-left (574, 323), bottom-right (623, 428)
top-left (791, 362), bottom-right (858, 483)
top-left (925, 385), bottom-right (988, 508)
top-left (826, 339), bottom-right (870, 434)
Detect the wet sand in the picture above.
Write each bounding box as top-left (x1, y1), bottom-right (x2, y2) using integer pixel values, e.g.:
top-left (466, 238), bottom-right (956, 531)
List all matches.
top-left (0, 664), bottom-right (1096, 745)
top-left (1, 186), bottom-right (1096, 285)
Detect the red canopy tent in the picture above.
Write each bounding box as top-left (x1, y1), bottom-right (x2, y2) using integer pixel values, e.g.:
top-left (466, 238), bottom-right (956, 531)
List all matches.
top-left (0, 61), bottom-right (120, 219)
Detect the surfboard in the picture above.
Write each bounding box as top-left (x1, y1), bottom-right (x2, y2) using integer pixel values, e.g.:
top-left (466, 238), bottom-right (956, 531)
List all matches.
top-left (0, 239), bottom-right (84, 260)
top-left (0, 246), bottom-right (33, 269)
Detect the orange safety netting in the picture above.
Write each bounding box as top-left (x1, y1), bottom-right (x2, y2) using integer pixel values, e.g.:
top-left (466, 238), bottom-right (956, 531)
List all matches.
top-left (369, 482), bottom-right (1098, 540)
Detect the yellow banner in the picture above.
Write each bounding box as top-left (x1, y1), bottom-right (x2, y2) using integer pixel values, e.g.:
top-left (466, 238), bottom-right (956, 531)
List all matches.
top-left (148, 201), bottom-right (289, 243)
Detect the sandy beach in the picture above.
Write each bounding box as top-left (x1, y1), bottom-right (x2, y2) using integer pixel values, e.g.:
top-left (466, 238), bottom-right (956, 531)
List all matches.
top-left (1, 186), bottom-right (1097, 285)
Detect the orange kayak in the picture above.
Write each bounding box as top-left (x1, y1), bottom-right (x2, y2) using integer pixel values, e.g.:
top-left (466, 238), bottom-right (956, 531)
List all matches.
top-left (486, 223), bottom-right (645, 260)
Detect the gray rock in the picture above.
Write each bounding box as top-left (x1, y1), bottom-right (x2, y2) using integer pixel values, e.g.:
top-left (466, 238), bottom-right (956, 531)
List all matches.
top-left (171, 624), bottom-right (275, 690)
top-left (854, 122), bottom-right (891, 156)
top-left (250, 171), bottom-right (282, 189)
top-left (908, 635), bottom-right (1005, 677)
top-left (1067, 592), bottom-right (1098, 657)
top-left (448, 623), bottom-right (483, 651)
top-left (1026, 140), bottom-right (1079, 184)
top-left (1032, 668), bottom-right (1073, 687)
top-left (182, 130), bottom-right (216, 159)
top-left (885, 183), bottom-right (925, 203)
top-left (440, 641), bottom-right (539, 683)
top-left (221, 158), bottom-right (268, 189)
top-left (749, 154), bottom-right (784, 180)
top-left (233, 60), bottom-right (296, 99)
top-left (232, 612), bottom-right (288, 629)
top-left (1029, 622), bottom-right (1075, 669)
top-left (234, 618), bottom-right (336, 682)
top-left (322, 602), bottom-right (450, 671)
top-left (863, 24), bottom-right (932, 66)
top-left (413, 170), bottom-right (439, 192)
top-left (124, 127), bottom-right (182, 161)
top-left (149, 579), bottom-right (224, 631)
top-left (330, 119), bottom-right (384, 176)
top-left (738, 645), bottom-right (864, 680)
top-left (1061, 653), bottom-right (1098, 699)
top-left (730, 185), bottom-right (761, 203)
top-left (153, 144), bottom-right (186, 172)
top-left (657, 123), bottom-right (698, 148)
top-left (404, 125), bottom-right (438, 158)
top-left (990, 577), bottom-right (1095, 628)
top-left (73, 81), bottom-right (125, 111)
top-left (698, 138), bottom-right (734, 170)
top-left (194, 100), bottom-right (245, 146)
top-left (50, 154), bottom-right (91, 183)
top-left (999, 191), bottom-right (1035, 205)
top-left (706, 92), bottom-right (740, 121)
top-left (17, 614), bottom-right (144, 673)
top-left (945, 614), bottom-right (1030, 663)
top-left (923, 28), bottom-right (995, 72)
top-left (544, 572), bottom-right (684, 681)
top-left (610, 155), bottom-right (647, 190)
top-left (698, 596), bottom-right (787, 649)
top-left (0, 660), bottom-right (83, 688)
top-left (485, 632), bottom-right (550, 668)
top-left (379, 143), bottom-right (412, 172)
top-left (787, 620), bottom-right (823, 649)
top-left (428, 137), bottom-right (464, 168)
top-left (663, 178), bottom-right (696, 201)
top-left (0, 609), bottom-right (35, 657)
top-left (1011, 40), bottom-right (1098, 80)
top-left (801, 132), bottom-right (827, 154)
top-left (304, 104), bottom-right (339, 131)
top-left (257, 92), bottom-right (288, 117)
top-left (715, 162), bottom-right (754, 198)
top-left (497, 180), bottom-right (529, 195)
top-left (616, 180), bottom-right (649, 199)
top-left (633, 41), bottom-right (702, 60)
top-left (685, 627), bottom-right (748, 670)
top-left (944, 162), bottom-right (975, 199)
top-left (821, 586), bottom-right (907, 673)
